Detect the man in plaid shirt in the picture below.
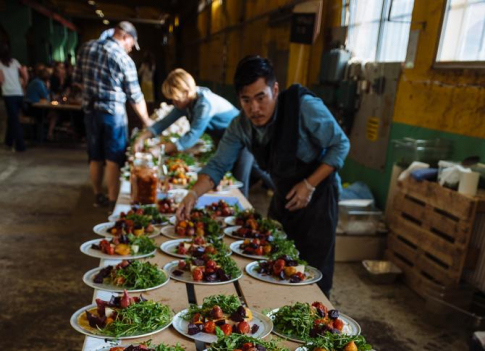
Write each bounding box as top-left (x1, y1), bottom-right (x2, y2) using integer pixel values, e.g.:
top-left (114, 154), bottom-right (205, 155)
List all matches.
top-left (74, 21), bottom-right (153, 211)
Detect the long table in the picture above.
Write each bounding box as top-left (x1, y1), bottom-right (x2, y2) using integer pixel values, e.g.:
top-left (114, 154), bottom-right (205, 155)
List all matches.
top-left (82, 181), bottom-right (332, 350)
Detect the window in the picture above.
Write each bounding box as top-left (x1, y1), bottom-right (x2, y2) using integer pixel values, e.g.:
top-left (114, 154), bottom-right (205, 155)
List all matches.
top-left (436, 0), bottom-right (485, 64)
top-left (343, 0), bottom-right (415, 62)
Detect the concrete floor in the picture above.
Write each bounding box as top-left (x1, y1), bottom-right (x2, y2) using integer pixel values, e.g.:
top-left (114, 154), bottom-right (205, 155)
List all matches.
top-left (0, 146), bottom-right (473, 350)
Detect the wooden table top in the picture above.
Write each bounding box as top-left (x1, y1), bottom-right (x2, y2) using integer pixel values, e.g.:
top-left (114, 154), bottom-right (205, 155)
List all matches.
top-left (32, 101), bottom-right (82, 111)
top-left (82, 181), bottom-right (332, 351)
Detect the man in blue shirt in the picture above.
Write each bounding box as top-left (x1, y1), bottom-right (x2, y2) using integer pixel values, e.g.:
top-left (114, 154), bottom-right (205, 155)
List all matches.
top-left (74, 21), bottom-right (153, 211)
top-left (177, 56), bottom-right (350, 296)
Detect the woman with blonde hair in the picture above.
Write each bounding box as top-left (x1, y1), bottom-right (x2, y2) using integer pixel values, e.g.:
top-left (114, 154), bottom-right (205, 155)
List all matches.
top-left (135, 68), bottom-right (258, 196)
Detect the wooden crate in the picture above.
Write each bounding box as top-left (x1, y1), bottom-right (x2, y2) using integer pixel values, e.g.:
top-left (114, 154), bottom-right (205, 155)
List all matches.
top-left (386, 178), bottom-right (485, 297)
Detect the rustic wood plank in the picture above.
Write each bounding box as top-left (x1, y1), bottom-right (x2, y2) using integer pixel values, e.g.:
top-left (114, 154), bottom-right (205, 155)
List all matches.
top-left (389, 214), bottom-right (466, 268)
top-left (393, 192), bottom-right (471, 244)
top-left (398, 178), bottom-right (476, 220)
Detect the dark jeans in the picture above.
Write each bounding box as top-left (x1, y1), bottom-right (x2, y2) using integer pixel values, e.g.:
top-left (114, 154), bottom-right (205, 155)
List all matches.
top-left (232, 147), bottom-right (275, 197)
top-left (232, 147), bottom-right (253, 198)
top-left (4, 96), bottom-right (25, 151)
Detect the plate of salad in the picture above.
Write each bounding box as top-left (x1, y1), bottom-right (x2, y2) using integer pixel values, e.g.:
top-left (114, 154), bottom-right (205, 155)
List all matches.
top-left (224, 226), bottom-right (287, 240)
top-left (296, 333), bottom-right (373, 351)
top-left (80, 235), bottom-right (157, 260)
top-left (208, 333), bottom-right (289, 351)
top-left (172, 294), bottom-right (272, 343)
top-left (70, 290), bottom-right (173, 339)
top-left (215, 172), bottom-right (244, 192)
top-left (83, 260), bottom-right (169, 292)
top-left (230, 238), bottom-right (299, 260)
top-left (164, 253), bottom-right (242, 285)
top-left (245, 256), bottom-right (322, 285)
top-left (108, 204), bottom-right (172, 224)
top-left (267, 301), bottom-right (361, 343)
top-left (96, 341), bottom-right (187, 351)
top-left (162, 214), bottom-right (223, 240)
top-left (94, 222), bottom-right (161, 239)
top-left (160, 237), bottom-right (231, 259)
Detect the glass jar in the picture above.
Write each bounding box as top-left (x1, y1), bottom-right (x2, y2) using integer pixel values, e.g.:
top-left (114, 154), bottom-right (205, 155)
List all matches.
top-left (131, 152), bottom-right (158, 204)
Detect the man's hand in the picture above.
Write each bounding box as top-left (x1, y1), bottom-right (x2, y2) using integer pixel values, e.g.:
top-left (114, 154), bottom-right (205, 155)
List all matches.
top-left (285, 181), bottom-right (314, 211)
top-left (176, 190), bottom-right (198, 221)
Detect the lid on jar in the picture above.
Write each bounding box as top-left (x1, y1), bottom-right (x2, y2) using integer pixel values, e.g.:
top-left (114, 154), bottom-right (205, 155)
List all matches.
top-left (134, 152), bottom-right (155, 166)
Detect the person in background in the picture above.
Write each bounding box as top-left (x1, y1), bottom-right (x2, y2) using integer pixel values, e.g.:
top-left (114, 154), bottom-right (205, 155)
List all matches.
top-left (133, 68), bottom-right (254, 197)
top-left (138, 51), bottom-right (155, 106)
top-left (50, 62), bottom-right (68, 97)
top-left (74, 21), bottom-right (153, 212)
top-left (25, 68), bottom-right (50, 105)
top-left (0, 42), bottom-right (28, 152)
top-left (176, 56), bottom-right (350, 297)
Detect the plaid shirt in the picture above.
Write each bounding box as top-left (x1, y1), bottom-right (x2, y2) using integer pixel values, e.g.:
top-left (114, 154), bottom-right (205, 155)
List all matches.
top-left (73, 37), bottom-right (144, 115)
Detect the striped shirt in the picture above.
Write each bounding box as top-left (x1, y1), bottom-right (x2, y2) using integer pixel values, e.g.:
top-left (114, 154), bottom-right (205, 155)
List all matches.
top-left (73, 37), bottom-right (144, 115)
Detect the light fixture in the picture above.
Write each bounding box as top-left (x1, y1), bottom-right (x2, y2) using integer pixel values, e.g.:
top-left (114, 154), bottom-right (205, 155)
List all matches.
top-left (174, 16), bottom-right (179, 27)
top-left (95, 9), bottom-right (104, 17)
top-left (88, 0), bottom-right (95, 5)
top-left (169, 24), bottom-right (173, 33)
top-left (103, 19), bottom-right (110, 25)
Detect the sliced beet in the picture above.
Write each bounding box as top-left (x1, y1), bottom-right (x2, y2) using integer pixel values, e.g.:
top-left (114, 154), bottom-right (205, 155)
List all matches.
top-left (251, 324), bottom-right (260, 334)
top-left (86, 311), bottom-right (106, 328)
top-left (187, 323), bottom-right (200, 335)
top-left (172, 270), bottom-right (184, 276)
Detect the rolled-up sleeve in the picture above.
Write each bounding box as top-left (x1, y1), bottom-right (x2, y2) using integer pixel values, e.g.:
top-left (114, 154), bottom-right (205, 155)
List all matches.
top-left (175, 102), bottom-right (212, 151)
top-left (148, 108), bottom-right (185, 136)
top-left (199, 117), bottom-right (245, 186)
top-left (301, 95), bottom-right (350, 170)
top-left (122, 58), bottom-right (144, 104)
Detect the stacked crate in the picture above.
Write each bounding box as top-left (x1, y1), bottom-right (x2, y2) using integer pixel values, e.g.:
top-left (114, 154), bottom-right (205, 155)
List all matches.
top-left (386, 178), bottom-right (485, 297)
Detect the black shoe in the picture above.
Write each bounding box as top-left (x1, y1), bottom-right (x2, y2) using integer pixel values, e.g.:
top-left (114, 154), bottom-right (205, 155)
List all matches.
top-left (93, 194), bottom-right (109, 208)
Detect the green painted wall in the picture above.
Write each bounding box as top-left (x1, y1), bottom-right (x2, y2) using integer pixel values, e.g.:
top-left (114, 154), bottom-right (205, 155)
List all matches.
top-left (51, 22), bottom-right (67, 62)
top-left (0, 0), bottom-right (31, 64)
top-left (339, 123), bottom-right (485, 208)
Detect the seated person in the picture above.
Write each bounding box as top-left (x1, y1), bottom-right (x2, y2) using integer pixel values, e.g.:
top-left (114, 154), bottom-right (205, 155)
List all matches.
top-left (25, 68), bottom-right (58, 140)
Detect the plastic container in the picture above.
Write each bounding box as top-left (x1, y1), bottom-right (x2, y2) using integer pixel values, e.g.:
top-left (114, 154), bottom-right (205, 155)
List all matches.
top-left (392, 138), bottom-right (453, 168)
top-left (339, 207), bottom-right (382, 234)
top-left (362, 260), bottom-right (402, 284)
top-left (130, 153), bottom-right (158, 205)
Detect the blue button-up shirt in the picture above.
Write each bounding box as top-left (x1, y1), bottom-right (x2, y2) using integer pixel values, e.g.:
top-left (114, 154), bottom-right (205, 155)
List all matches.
top-left (200, 94), bottom-right (350, 189)
top-left (148, 87), bottom-right (239, 151)
top-left (73, 37), bottom-right (144, 116)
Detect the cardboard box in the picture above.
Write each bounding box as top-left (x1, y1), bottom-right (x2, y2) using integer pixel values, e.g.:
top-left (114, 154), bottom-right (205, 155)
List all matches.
top-left (335, 234), bottom-right (387, 262)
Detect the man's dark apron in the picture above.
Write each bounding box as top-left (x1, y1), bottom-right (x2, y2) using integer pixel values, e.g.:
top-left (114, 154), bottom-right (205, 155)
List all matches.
top-left (250, 84), bottom-right (338, 294)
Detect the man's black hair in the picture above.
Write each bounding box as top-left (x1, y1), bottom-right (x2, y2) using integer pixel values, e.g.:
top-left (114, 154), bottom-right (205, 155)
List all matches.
top-left (234, 55), bottom-right (276, 94)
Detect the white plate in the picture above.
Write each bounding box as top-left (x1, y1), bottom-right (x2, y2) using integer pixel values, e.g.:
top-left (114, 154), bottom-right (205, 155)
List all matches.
top-left (70, 303), bottom-right (173, 340)
top-left (224, 226), bottom-right (287, 240)
top-left (161, 225), bottom-right (224, 240)
top-left (245, 261), bottom-right (322, 286)
top-left (230, 240), bottom-right (266, 260)
top-left (164, 261), bottom-right (242, 285)
top-left (160, 239), bottom-right (231, 259)
top-left (224, 216), bottom-right (237, 226)
top-left (82, 266), bottom-right (170, 292)
top-left (267, 308), bottom-right (361, 343)
top-left (80, 239), bottom-right (157, 260)
top-left (172, 308), bottom-right (273, 343)
top-left (93, 222), bottom-right (161, 239)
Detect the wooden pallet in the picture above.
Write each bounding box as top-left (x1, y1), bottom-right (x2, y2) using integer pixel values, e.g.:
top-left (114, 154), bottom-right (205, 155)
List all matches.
top-left (387, 178), bottom-right (485, 296)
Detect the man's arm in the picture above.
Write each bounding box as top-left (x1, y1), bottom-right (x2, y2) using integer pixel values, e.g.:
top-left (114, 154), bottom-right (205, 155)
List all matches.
top-left (123, 57), bottom-right (152, 127)
top-left (130, 99), bottom-right (153, 127)
top-left (285, 95), bottom-right (350, 211)
top-left (176, 116), bottom-right (245, 220)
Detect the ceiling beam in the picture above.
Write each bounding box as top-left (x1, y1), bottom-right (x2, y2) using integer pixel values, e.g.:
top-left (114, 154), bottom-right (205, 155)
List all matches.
top-left (69, 13), bottom-right (168, 25)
